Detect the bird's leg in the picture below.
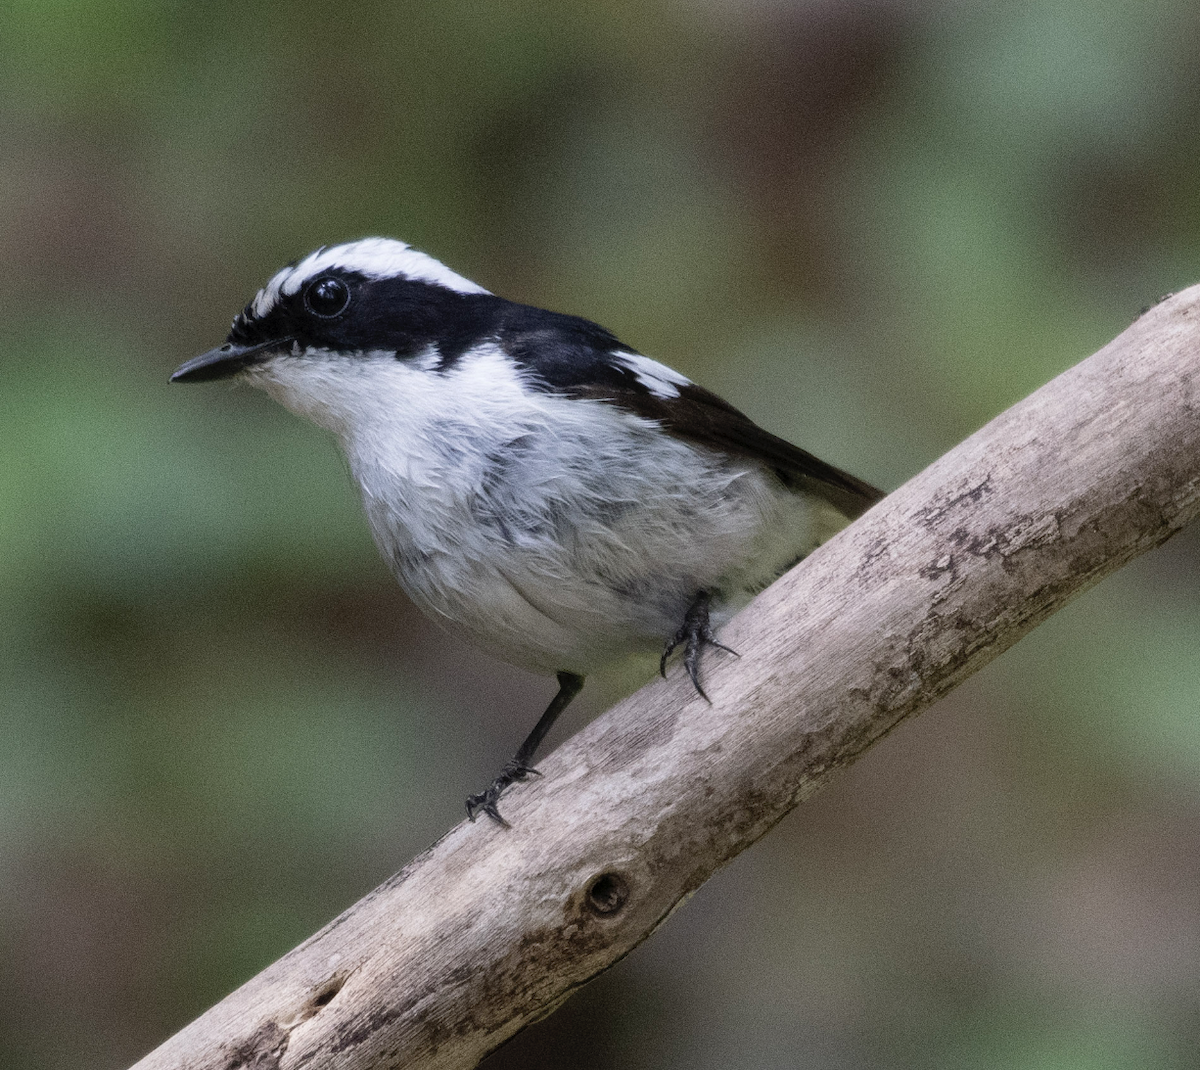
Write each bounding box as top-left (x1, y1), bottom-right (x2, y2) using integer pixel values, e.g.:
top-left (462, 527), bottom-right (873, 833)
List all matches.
top-left (466, 670), bottom-right (586, 826)
top-left (659, 589), bottom-right (740, 701)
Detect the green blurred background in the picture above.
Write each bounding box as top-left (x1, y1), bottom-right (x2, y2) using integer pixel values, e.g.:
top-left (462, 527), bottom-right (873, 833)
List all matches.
top-left (2, 1), bottom-right (1200, 1067)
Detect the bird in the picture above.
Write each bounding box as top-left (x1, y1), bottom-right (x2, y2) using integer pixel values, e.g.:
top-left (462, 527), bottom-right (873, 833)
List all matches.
top-left (171, 237), bottom-right (884, 825)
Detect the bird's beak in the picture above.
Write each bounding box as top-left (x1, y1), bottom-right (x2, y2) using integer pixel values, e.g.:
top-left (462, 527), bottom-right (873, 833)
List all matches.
top-left (170, 338), bottom-right (292, 383)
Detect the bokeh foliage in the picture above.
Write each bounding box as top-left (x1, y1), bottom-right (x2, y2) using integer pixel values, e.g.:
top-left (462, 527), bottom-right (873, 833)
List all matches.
top-left (2, 2), bottom-right (1199, 1067)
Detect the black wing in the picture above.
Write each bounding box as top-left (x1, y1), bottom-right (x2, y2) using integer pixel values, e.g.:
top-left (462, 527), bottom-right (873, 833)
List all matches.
top-left (498, 306), bottom-right (885, 521)
top-left (573, 377), bottom-right (884, 520)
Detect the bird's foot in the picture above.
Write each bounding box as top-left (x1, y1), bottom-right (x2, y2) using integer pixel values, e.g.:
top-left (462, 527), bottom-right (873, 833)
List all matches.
top-left (465, 759), bottom-right (542, 826)
top-left (659, 590), bottom-right (740, 701)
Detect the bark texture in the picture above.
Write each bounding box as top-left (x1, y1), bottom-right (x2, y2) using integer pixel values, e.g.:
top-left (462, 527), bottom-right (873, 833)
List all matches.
top-left (131, 289), bottom-right (1200, 1070)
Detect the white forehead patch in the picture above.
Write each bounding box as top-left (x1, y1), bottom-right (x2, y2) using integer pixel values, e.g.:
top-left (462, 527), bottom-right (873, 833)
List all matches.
top-left (250, 237), bottom-right (490, 317)
top-left (615, 351), bottom-right (692, 399)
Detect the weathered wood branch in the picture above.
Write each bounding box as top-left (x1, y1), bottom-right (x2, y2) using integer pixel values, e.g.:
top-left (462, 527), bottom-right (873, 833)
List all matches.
top-left (131, 289), bottom-right (1200, 1070)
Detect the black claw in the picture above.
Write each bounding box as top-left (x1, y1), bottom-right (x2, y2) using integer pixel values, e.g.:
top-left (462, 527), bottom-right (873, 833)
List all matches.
top-left (661, 590), bottom-right (739, 699)
top-left (660, 631), bottom-right (685, 678)
top-left (683, 633), bottom-right (709, 701)
top-left (465, 761), bottom-right (542, 826)
top-left (468, 672), bottom-right (585, 828)
top-left (466, 791), bottom-right (511, 827)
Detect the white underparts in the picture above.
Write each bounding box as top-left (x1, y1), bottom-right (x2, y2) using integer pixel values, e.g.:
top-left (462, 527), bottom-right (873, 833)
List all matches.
top-left (244, 344), bottom-right (828, 675)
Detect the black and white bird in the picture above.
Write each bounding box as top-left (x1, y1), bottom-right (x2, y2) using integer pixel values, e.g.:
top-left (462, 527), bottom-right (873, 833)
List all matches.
top-left (172, 238), bottom-right (884, 824)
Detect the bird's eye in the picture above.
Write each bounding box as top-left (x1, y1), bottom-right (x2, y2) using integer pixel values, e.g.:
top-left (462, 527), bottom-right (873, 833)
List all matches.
top-left (304, 277), bottom-right (351, 318)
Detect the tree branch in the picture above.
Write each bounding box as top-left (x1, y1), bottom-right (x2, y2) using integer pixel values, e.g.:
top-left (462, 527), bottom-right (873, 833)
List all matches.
top-left (130, 289), bottom-right (1200, 1070)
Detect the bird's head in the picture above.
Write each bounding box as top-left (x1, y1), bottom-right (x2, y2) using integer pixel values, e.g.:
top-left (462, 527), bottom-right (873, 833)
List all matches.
top-left (171, 237), bottom-right (492, 385)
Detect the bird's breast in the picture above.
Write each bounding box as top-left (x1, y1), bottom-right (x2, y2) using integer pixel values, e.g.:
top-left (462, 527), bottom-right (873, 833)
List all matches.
top-left (296, 345), bottom-right (823, 672)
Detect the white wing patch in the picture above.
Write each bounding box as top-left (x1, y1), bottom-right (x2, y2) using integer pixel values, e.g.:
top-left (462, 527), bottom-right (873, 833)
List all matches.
top-left (615, 351), bottom-right (692, 399)
top-left (251, 237), bottom-right (490, 317)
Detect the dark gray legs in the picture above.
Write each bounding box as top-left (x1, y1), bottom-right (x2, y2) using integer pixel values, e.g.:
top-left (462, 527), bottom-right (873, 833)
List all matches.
top-left (466, 670), bottom-right (586, 826)
top-left (659, 590), bottom-right (739, 700)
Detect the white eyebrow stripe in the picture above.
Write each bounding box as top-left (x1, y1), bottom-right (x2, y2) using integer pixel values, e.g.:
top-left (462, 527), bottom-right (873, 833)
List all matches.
top-left (250, 238), bottom-right (491, 317)
top-left (615, 351), bottom-right (692, 399)
top-left (251, 273), bottom-right (288, 318)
